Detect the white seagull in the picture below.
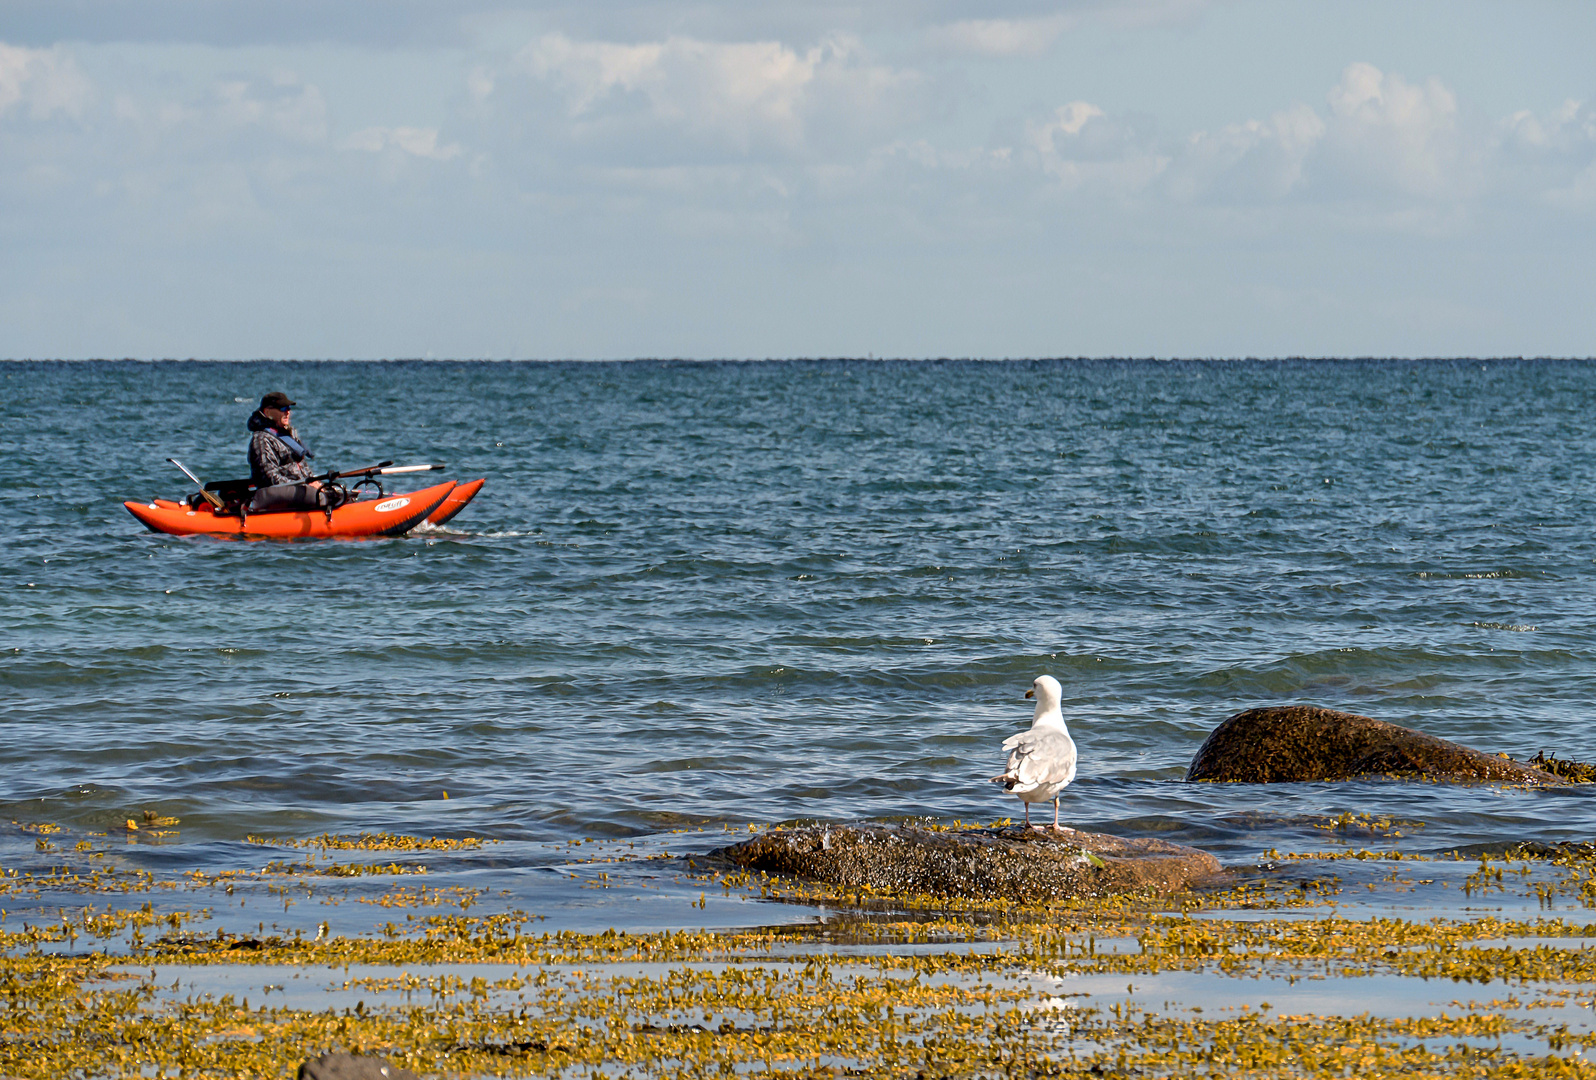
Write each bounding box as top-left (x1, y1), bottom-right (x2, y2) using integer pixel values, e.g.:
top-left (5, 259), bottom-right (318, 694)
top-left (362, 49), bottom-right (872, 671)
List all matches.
top-left (990, 674), bottom-right (1078, 832)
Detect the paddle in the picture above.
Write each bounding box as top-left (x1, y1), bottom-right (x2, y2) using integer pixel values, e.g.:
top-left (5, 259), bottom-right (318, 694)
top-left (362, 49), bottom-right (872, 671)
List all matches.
top-left (167, 458), bottom-right (224, 510)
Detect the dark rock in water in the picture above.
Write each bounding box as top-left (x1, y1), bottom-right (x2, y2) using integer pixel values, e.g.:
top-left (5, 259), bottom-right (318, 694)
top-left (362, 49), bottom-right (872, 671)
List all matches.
top-left (1512, 839), bottom-right (1596, 860)
top-left (298, 1053), bottom-right (418, 1080)
top-left (1186, 706), bottom-right (1563, 785)
top-left (714, 823), bottom-right (1221, 902)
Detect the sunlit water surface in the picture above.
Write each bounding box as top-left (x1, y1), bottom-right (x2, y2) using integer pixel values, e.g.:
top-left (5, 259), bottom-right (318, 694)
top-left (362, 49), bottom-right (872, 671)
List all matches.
top-left (5, 358), bottom-right (1596, 932)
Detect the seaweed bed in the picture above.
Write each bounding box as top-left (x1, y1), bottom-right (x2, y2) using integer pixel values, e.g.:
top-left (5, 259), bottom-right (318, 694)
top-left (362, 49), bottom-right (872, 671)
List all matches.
top-left (9, 816), bottom-right (1596, 1078)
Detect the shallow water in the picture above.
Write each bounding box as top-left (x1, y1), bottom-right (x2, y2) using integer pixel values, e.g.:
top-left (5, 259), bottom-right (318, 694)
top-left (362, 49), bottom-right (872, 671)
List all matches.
top-left (5, 358), bottom-right (1596, 928)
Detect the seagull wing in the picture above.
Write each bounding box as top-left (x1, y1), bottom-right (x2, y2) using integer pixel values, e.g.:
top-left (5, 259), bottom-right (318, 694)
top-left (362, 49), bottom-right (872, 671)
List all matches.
top-left (998, 728), bottom-right (1078, 795)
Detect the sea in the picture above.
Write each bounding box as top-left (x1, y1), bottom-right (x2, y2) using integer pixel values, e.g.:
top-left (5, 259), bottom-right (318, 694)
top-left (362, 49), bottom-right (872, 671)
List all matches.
top-left (5, 357), bottom-right (1596, 934)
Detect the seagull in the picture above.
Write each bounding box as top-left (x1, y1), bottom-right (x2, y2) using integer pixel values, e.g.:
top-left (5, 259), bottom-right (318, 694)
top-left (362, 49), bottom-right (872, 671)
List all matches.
top-left (990, 674), bottom-right (1078, 833)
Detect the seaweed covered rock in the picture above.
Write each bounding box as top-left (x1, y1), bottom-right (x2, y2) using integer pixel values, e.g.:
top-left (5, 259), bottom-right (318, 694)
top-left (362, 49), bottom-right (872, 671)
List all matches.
top-left (298, 1053), bottom-right (418, 1080)
top-left (1186, 706), bottom-right (1562, 785)
top-left (1525, 751), bottom-right (1596, 784)
top-left (714, 823), bottom-right (1220, 903)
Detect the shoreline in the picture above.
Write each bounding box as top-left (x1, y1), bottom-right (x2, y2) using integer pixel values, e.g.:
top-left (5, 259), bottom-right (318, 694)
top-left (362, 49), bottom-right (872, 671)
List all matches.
top-left (8, 821), bottom-right (1596, 1077)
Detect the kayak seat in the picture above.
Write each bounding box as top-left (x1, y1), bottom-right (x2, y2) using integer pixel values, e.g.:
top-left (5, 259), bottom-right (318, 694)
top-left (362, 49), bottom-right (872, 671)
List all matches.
top-left (185, 477), bottom-right (253, 513)
top-left (204, 477), bottom-right (254, 498)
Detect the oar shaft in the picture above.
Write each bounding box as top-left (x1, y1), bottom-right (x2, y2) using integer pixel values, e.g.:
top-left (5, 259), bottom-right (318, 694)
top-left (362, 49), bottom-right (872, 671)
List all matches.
top-left (166, 458), bottom-right (224, 509)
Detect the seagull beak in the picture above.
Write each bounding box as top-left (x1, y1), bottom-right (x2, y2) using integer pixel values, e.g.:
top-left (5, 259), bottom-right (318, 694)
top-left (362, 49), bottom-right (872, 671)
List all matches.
top-left (1024, 689), bottom-right (1035, 699)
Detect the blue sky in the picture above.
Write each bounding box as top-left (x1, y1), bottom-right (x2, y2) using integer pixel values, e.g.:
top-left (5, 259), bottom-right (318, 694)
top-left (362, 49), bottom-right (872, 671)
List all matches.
top-left (2, 0), bottom-right (1592, 358)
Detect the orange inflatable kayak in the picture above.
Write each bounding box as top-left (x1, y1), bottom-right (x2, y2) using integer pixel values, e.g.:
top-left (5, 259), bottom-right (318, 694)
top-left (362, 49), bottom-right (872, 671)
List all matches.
top-left (426, 478), bottom-right (485, 526)
top-left (125, 480), bottom-right (458, 539)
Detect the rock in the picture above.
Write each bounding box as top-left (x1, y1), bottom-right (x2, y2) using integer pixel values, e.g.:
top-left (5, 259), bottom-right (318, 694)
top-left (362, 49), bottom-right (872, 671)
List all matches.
top-left (298, 1053), bottom-right (418, 1080)
top-left (1525, 751), bottom-right (1596, 783)
top-left (1185, 706), bottom-right (1563, 785)
top-left (714, 823), bottom-right (1221, 902)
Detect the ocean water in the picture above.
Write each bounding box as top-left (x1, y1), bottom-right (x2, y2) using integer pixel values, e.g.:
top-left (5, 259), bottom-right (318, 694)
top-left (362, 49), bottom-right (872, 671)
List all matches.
top-left (5, 358), bottom-right (1596, 929)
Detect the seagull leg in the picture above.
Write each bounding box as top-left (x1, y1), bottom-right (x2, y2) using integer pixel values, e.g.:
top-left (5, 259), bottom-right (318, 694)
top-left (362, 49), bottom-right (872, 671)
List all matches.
top-left (1050, 798), bottom-right (1066, 834)
top-left (1022, 802), bottom-right (1033, 829)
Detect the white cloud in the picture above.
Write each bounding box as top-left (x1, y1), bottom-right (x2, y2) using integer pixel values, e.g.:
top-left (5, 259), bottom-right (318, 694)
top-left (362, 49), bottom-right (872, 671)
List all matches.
top-left (212, 77), bottom-right (328, 142)
top-left (1504, 98), bottom-right (1596, 211)
top-left (1319, 61), bottom-right (1470, 199)
top-left (0, 42), bottom-right (92, 119)
top-left (1033, 100), bottom-right (1104, 142)
top-left (1026, 101), bottom-right (1168, 192)
top-left (874, 138), bottom-right (1013, 174)
top-left (924, 1), bottom-right (1210, 57)
top-left (925, 15), bottom-right (1076, 58)
top-left (344, 125), bottom-right (462, 161)
top-left (1018, 63), bottom-right (1499, 211)
top-left (1093, 0), bottom-right (1212, 31)
top-left (1022, 62), bottom-right (1474, 209)
top-left (520, 34), bottom-right (665, 115)
top-left (515, 32), bottom-right (922, 156)
top-left (467, 66), bottom-right (494, 103)
top-left (4, 13), bottom-right (1595, 359)
top-left (1501, 99), bottom-right (1583, 150)
top-left (1166, 104), bottom-right (1324, 202)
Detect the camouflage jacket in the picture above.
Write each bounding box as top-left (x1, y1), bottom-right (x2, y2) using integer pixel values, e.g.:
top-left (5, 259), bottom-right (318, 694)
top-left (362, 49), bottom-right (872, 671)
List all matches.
top-left (247, 411), bottom-right (314, 487)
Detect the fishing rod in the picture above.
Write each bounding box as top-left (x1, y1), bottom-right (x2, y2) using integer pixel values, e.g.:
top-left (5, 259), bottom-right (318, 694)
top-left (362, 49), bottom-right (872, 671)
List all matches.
top-left (314, 462), bottom-right (447, 502)
top-left (356, 463), bottom-right (445, 476)
top-left (312, 462), bottom-right (447, 482)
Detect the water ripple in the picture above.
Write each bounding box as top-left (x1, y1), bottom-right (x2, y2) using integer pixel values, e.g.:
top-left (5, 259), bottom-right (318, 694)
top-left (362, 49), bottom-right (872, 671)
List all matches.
top-left (6, 358), bottom-right (1596, 883)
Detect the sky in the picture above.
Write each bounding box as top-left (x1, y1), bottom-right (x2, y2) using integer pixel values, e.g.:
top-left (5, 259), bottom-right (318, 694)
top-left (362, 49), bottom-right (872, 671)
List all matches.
top-left (1, 0), bottom-right (1593, 359)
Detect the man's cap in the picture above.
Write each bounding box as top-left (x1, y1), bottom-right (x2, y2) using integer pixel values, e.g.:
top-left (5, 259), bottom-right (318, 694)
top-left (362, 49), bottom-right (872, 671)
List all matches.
top-left (260, 391), bottom-right (296, 410)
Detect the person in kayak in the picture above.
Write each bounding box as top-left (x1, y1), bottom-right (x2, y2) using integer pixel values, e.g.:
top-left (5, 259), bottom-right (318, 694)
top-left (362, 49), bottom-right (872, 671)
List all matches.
top-left (246, 391), bottom-right (327, 513)
top-left (248, 391), bottom-right (315, 486)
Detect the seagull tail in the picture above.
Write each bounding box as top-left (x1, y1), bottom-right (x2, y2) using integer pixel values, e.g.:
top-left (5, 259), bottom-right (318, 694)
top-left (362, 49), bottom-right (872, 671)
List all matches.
top-left (990, 773), bottom-right (1018, 790)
